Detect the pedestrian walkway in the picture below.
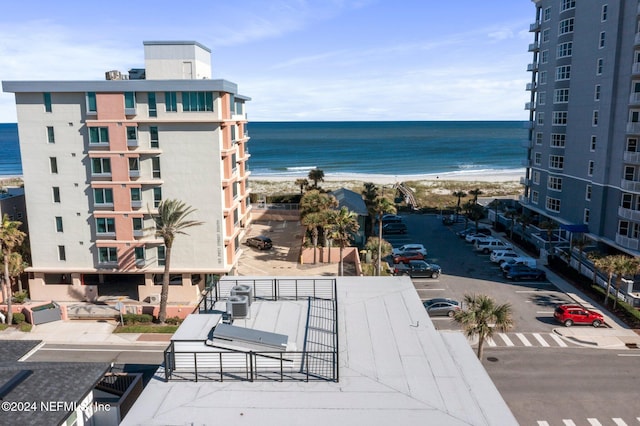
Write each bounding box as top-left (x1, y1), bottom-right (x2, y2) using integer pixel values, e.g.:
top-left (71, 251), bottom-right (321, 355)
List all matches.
top-left (537, 416), bottom-right (640, 426)
top-left (484, 332), bottom-right (577, 348)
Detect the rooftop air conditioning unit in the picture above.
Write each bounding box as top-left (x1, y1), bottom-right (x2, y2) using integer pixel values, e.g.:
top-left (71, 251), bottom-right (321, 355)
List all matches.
top-left (230, 284), bottom-right (253, 306)
top-left (105, 70), bottom-right (122, 80)
top-left (226, 295), bottom-right (249, 319)
top-left (149, 294), bottom-right (161, 304)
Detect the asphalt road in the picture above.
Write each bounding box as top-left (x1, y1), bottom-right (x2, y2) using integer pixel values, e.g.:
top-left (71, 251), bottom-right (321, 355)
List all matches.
top-left (26, 343), bottom-right (166, 364)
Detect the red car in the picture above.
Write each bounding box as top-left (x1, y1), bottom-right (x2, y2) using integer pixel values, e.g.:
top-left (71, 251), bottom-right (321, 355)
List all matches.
top-left (392, 251), bottom-right (425, 264)
top-left (553, 304), bottom-right (605, 327)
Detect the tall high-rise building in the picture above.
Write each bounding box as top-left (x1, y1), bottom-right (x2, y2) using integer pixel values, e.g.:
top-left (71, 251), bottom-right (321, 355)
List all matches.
top-left (522, 1), bottom-right (640, 255)
top-left (2, 41), bottom-right (251, 304)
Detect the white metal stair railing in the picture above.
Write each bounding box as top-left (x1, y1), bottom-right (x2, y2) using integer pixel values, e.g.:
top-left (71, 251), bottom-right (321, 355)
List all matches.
top-left (394, 183), bottom-right (418, 210)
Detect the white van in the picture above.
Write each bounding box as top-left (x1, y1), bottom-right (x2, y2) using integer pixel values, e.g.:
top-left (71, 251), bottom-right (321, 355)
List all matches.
top-left (474, 239), bottom-right (512, 254)
top-left (490, 250), bottom-right (519, 264)
top-left (500, 257), bottom-right (537, 272)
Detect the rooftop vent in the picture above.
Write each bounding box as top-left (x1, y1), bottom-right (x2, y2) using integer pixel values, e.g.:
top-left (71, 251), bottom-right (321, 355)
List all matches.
top-left (226, 295), bottom-right (249, 319)
top-left (105, 70), bottom-right (124, 80)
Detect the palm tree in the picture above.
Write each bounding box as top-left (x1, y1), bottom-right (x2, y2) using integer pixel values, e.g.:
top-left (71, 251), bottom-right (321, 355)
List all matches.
top-left (152, 200), bottom-right (204, 323)
top-left (373, 196), bottom-right (396, 275)
top-left (467, 203), bottom-right (484, 231)
top-left (294, 178), bottom-right (309, 195)
top-left (454, 293), bottom-right (513, 360)
top-left (538, 220), bottom-right (556, 247)
top-left (452, 190), bottom-right (466, 222)
top-left (591, 254), bottom-right (618, 306)
top-left (469, 188), bottom-right (484, 204)
top-left (308, 168), bottom-right (325, 189)
top-left (0, 214), bottom-right (26, 325)
top-left (361, 182), bottom-right (379, 236)
top-left (365, 237), bottom-right (392, 275)
top-left (573, 237), bottom-right (588, 276)
top-left (611, 255), bottom-right (640, 310)
top-left (504, 209), bottom-right (518, 239)
top-left (327, 207), bottom-right (360, 276)
top-left (517, 214), bottom-right (532, 240)
top-left (301, 212), bottom-right (325, 264)
top-left (300, 190), bottom-right (337, 218)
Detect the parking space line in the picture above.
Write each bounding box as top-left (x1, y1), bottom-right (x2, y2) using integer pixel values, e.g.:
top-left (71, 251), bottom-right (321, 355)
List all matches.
top-left (587, 418), bottom-right (602, 426)
top-left (563, 420), bottom-right (577, 426)
top-left (532, 333), bottom-right (550, 347)
top-left (486, 337), bottom-right (496, 347)
top-left (548, 333), bottom-right (568, 347)
top-left (537, 422), bottom-right (550, 426)
top-left (612, 418), bottom-right (627, 426)
top-left (497, 333), bottom-right (515, 346)
top-left (515, 333), bottom-right (532, 346)
top-left (536, 311), bottom-right (554, 314)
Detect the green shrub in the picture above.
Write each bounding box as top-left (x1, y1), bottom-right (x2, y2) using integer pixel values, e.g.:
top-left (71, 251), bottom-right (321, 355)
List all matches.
top-left (19, 323), bottom-right (32, 332)
top-left (122, 313), bottom-right (153, 325)
top-left (12, 312), bottom-right (25, 324)
top-left (12, 291), bottom-right (28, 304)
top-left (165, 316), bottom-right (182, 325)
top-left (0, 324), bottom-right (8, 331)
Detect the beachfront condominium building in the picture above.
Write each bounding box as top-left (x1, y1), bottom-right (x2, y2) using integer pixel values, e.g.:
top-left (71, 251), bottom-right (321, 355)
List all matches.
top-left (2, 41), bottom-right (251, 304)
top-left (521, 1), bottom-right (640, 255)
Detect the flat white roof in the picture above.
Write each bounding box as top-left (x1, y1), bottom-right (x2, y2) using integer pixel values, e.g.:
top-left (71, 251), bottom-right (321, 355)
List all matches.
top-left (171, 314), bottom-right (221, 341)
top-left (122, 276), bottom-right (517, 426)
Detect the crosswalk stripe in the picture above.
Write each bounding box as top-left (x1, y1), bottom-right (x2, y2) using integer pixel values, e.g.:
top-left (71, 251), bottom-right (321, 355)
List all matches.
top-left (537, 422), bottom-right (549, 426)
top-left (548, 333), bottom-right (568, 347)
top-left (587, 418), bottom-right (602, 426)
top-left (498, 333), bottom-right (515, 346)
top-left (563, 420), bottom-right (577, 426)
top-left (612, 418), bottom-right (627, 426)
top-left (486, 336), bottom-right (496, 347)
top-left (516, 333), bottom-right (532, 346)
top-left (533, 333), bottom-right (550, 347)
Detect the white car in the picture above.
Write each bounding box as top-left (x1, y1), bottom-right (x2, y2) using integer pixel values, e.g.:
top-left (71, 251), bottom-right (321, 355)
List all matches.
top-left (501, 257), bottom-right (537, 272)
top-left (465, 233), bottom-right (496, 244)
top-left (392, 244), bottom-right (427, 256)
top-left (490, 250), bottom-right (519, 264)
top-left (474, 239), bottom-right (512, 254)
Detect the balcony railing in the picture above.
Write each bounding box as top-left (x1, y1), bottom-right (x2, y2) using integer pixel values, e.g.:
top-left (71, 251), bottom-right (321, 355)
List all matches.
top-left (616, 234), bottom-right (640, 251)
top-left (618, 206), bottom-right (640, 222)
top-left (633, 63), bottom-right (640, 76)
top-left (525, 102), bottom-right (535, 111)
top-left (133, 230), bottom-right (144, 238)
top-left (520, 177), bottom-right (530, 186)
top-left (528, 41), bottom-right (540, 52)
top-left (131, 200), bottom-right (142, 209)
top-left (621, 179), bottom-right (640, 193)
top-left (129, 169), bottom-right (140, 178)
top-left (127, 139), bottom-right (139, 147)
top-left (527, 63), bottom-right (538, 72)
top-left (526, 82), bottom-right (536, 91)
top-left (624, 151), bottom-right (640, 164)
top-left (635, 33), bottom-right (640, 46)
top-left (519, 195), bottom-right (530, 205)
top-left (630, 93), bottom-right (640, 106)
top-left (628, 122), bottom-right (640, 134)
top-left (530, 22), bottom-right (540, 32)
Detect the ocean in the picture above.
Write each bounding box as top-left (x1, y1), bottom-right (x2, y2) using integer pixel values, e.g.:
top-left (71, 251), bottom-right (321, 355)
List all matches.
top-left (0, 121), bottom-right (527, 179)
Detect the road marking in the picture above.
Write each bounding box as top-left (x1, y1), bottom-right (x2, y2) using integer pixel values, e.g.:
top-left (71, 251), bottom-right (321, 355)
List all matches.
top-left (532, 333), bottom-right (550, 347)
top-left (617, 354), bottom-right (640, 357)
top-left (486, 337), bottom-right (496, 347)
top-left (563, 420), bottom-right (577, 426)
top-left (515, 333), bottom-right (532, 346)
top-left (536, 311), bottom-right (554, 314)
top-left (497, 333), bottom-right (515, 346)
top-left (416, 288), bottom-right (445, 291)
top-left (548, 333), bottom-right (568, 347)
top-left (39, 348), bottom-right (162, 352)
top-left (612, 418), bottom-right (627, 426)
top-left (587, 419), bottom-right (602, 426)
top-left (537, 422), bottom-right (549, 426)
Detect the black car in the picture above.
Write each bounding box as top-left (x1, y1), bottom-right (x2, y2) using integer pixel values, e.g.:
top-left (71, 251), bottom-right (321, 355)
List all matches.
top-left (245, 235), bottom-right (273, 250)
top-left (393, 260), bottom-right (441, 278)
top-left (504, 265), bottom-right (546, 281)
top-left (382, 222), bottom-right (407, 235)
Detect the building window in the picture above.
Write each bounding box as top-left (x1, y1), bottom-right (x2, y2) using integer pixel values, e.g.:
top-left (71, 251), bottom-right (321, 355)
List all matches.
top-left (594, 85), bottom-right (601, 101)
top-left (622, 193), bottom-right (633, 209)
top-left (152, 157), bottom-right (161, 178)
top-left (158, 246), bottom-right (166, 266)
top-left (602, 4), bottom-right (608, 21)
top-left (597, 58), bottom-right (604, 75)
top-left (153, 187), bottom-right (162, 208)
top-left (534, 152), bottom-right (542, 165)
top-left (53, 187), bottom-right (60, 203)
top-left (538, 91), bottom-right (546, 105)
top-left (148, 92), bottom-right (157, 117)
top-left (98, 247), bottom-right (118, 263)
top-left (619, 221), bottom-right (630, 237)
top-left (535, 132), bottom-right (543, 145)
top-left (554, 89), bottom-right (569, 104)
top-left (96, 217), bottom-right (116, 234)
top-left (55, 216), bottom-right (63, 233)
top-left (537, 112), bottom-right (545, 125)
top-left (561, 0), bottom-right (576, 11)
top-left (557, 42), bottom-right (572, 58)
top-left (58, 245), bottom-right (66, 261)
top-left (599, 32), bottom-right (606, 49)
top-left (165, 92), bottom-right (177, 112)
top-left (130, 187), bottom-right (141, 203)
top-left (552, 111), bottom-right (568, 125)
top-left (588, 160), bottom-right (594, 176)
top-left (542, 28), bottom-right (550, 43)
top-left (133, 217), bottom-right (144, 230)
top-left (233, 208), bottom-right (239, 225)
top-left (181, 91), bottom-right (214, 112)
top-left (543, 7), bottom-right (551, 21)
top-left (539, 71), bottom-right (547, 85)
top-left (47, 126), bottom-right (55, 143)
top-left (559, 18), bottom-right (574, 35)
top-left (625, 166), bottom-right (635, 181)
top-left (593, 110), bottom-right (599, 126)
top-left (94, 188), bottom-right (114, 206)
top-left (124, 92), bottom-right (136, 109)
top-left (91, 158), bottom-right (112, 175)
top-left (532, 191), bottom-right (539, 204)
top-left (584, 209), bottom-right (590, 224)
top-left (549, 155), bottom-right (564, 170)
top-left (49, 157), bottom-right (58, 174)
top-left (134, 246), bottom-right (145, 261)
top-left (627, 138), bottom-right (638, 152)
top-left (44, 92), bottom-right (52, 112)
top-left (551, 134), bottom-right (566, 147)
top-left (556, 65), bottom-right (571, 81)
top-left (591, 136), bottom-right (597, 151)
top-left (89, 127), bottom-right (109, 144)
top-left (150, 127), bottom-right (159, 148)
top-left (126, 126), bottom-right (137, 142)
top-left (541, 50), bottom-right (549, 64)
top-left (128, 157), bottom-right (140, 174)
top-left (532, 171), bottom-right (540, 185)
top-left (546, 197), bottom-right (561, 212)
top-left (586, 185), bottom-right (592, 201)
top-left (87, 92), bottom-right (97, 113)
top-left (548, 176), bottom-right (563, 191)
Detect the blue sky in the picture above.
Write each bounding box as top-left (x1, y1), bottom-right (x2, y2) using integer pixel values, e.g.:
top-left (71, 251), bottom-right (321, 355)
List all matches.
top-left (0, 1), bottom-right (535, 122)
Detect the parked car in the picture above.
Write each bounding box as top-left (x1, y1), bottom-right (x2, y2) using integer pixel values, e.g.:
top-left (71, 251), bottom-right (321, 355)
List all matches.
top-left (465, 233), bottom-right (496, 244)
top-left (504, 265), bottom-right (546, 281)
top-left (382, 222), bottom-right (407, 235)
top-left (381, 214), bottom-right (403, 224)
top-left (500, 257), bottom-right (537, 272)
top-left (423, 298), bottom-right (461, 317)
top-left (490, 250), bottom-right (518, 264)
top-left (392, 251), bottom-right (425, 264)
top-left (392, 244), bottom-right (428, 257)
top-left (245, 235), bottom-right (273, 250)
top-left (554, 304), bottom-right (604, 327)
top-left (456, 227), bottom-right (491, 238)
top-left (393, 260), bottom-right (441, 278)
top-left (474, 239), bottom-right (512, 254)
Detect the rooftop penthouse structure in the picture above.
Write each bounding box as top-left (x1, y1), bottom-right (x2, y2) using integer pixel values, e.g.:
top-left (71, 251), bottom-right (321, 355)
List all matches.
top-left (2, 41), bottom-right (251, 305)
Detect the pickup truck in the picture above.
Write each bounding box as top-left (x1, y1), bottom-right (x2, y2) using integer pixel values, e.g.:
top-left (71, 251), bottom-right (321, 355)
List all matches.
top-left (393, 260), bottom-right (441, 278)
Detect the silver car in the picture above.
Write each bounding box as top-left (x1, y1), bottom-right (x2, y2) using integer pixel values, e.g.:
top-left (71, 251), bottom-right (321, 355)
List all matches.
top-left (423, 298), bottom-right (461, 317)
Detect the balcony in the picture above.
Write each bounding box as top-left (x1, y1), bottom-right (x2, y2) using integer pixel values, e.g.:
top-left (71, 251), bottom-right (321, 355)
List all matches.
top-left (520, 177), bottom-right (530, 186)
top-left (135, 259), bottom-right (146, 267)
top-left (630, 93), bottom-right (640, 106)
top-left (133, 229), bottom-right (145, 238)
top-left (635, 33), bottom-right (640, 46)
top-left (521, 159), bottom-right (531, 167)
top-left (131, 200), bottom-right (143, 209)
top-left (519, 195), bottom-right (530, 205)
top-left (525, 121), bottom-right (535, 130)
top-left (633, 63), bottom-right (640, 76)
top-left (627, 122), bottom-right (640, 134)
top-left (125, 107), bottom-right (137, 116)
top-left (529, 22), bottom-right (540, 32)
top-left (616, 234), bottom-right (640, 251)
top-left (129, 169), bottom-right (141, 178)
top-left (127, 138), bottom-right (139, 147)
top-left (96, 231), bottom-right (116, 239)
top-left (624, 151), bottom-right (640, 164)
top-left (527, 63), bottom-right (538, 72)
top-left (621, 178), bottom-right (640, 193)
top-left (528, 41), bottom-right (540, 52)
top-left (526, 82), bottom-right (536, 91)
top-left (525, 102), bottom-right (535, 111)
top-left (521, 140), bottom-right (532, 149)
top-left (618, 206), bottom-right (640, 222)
